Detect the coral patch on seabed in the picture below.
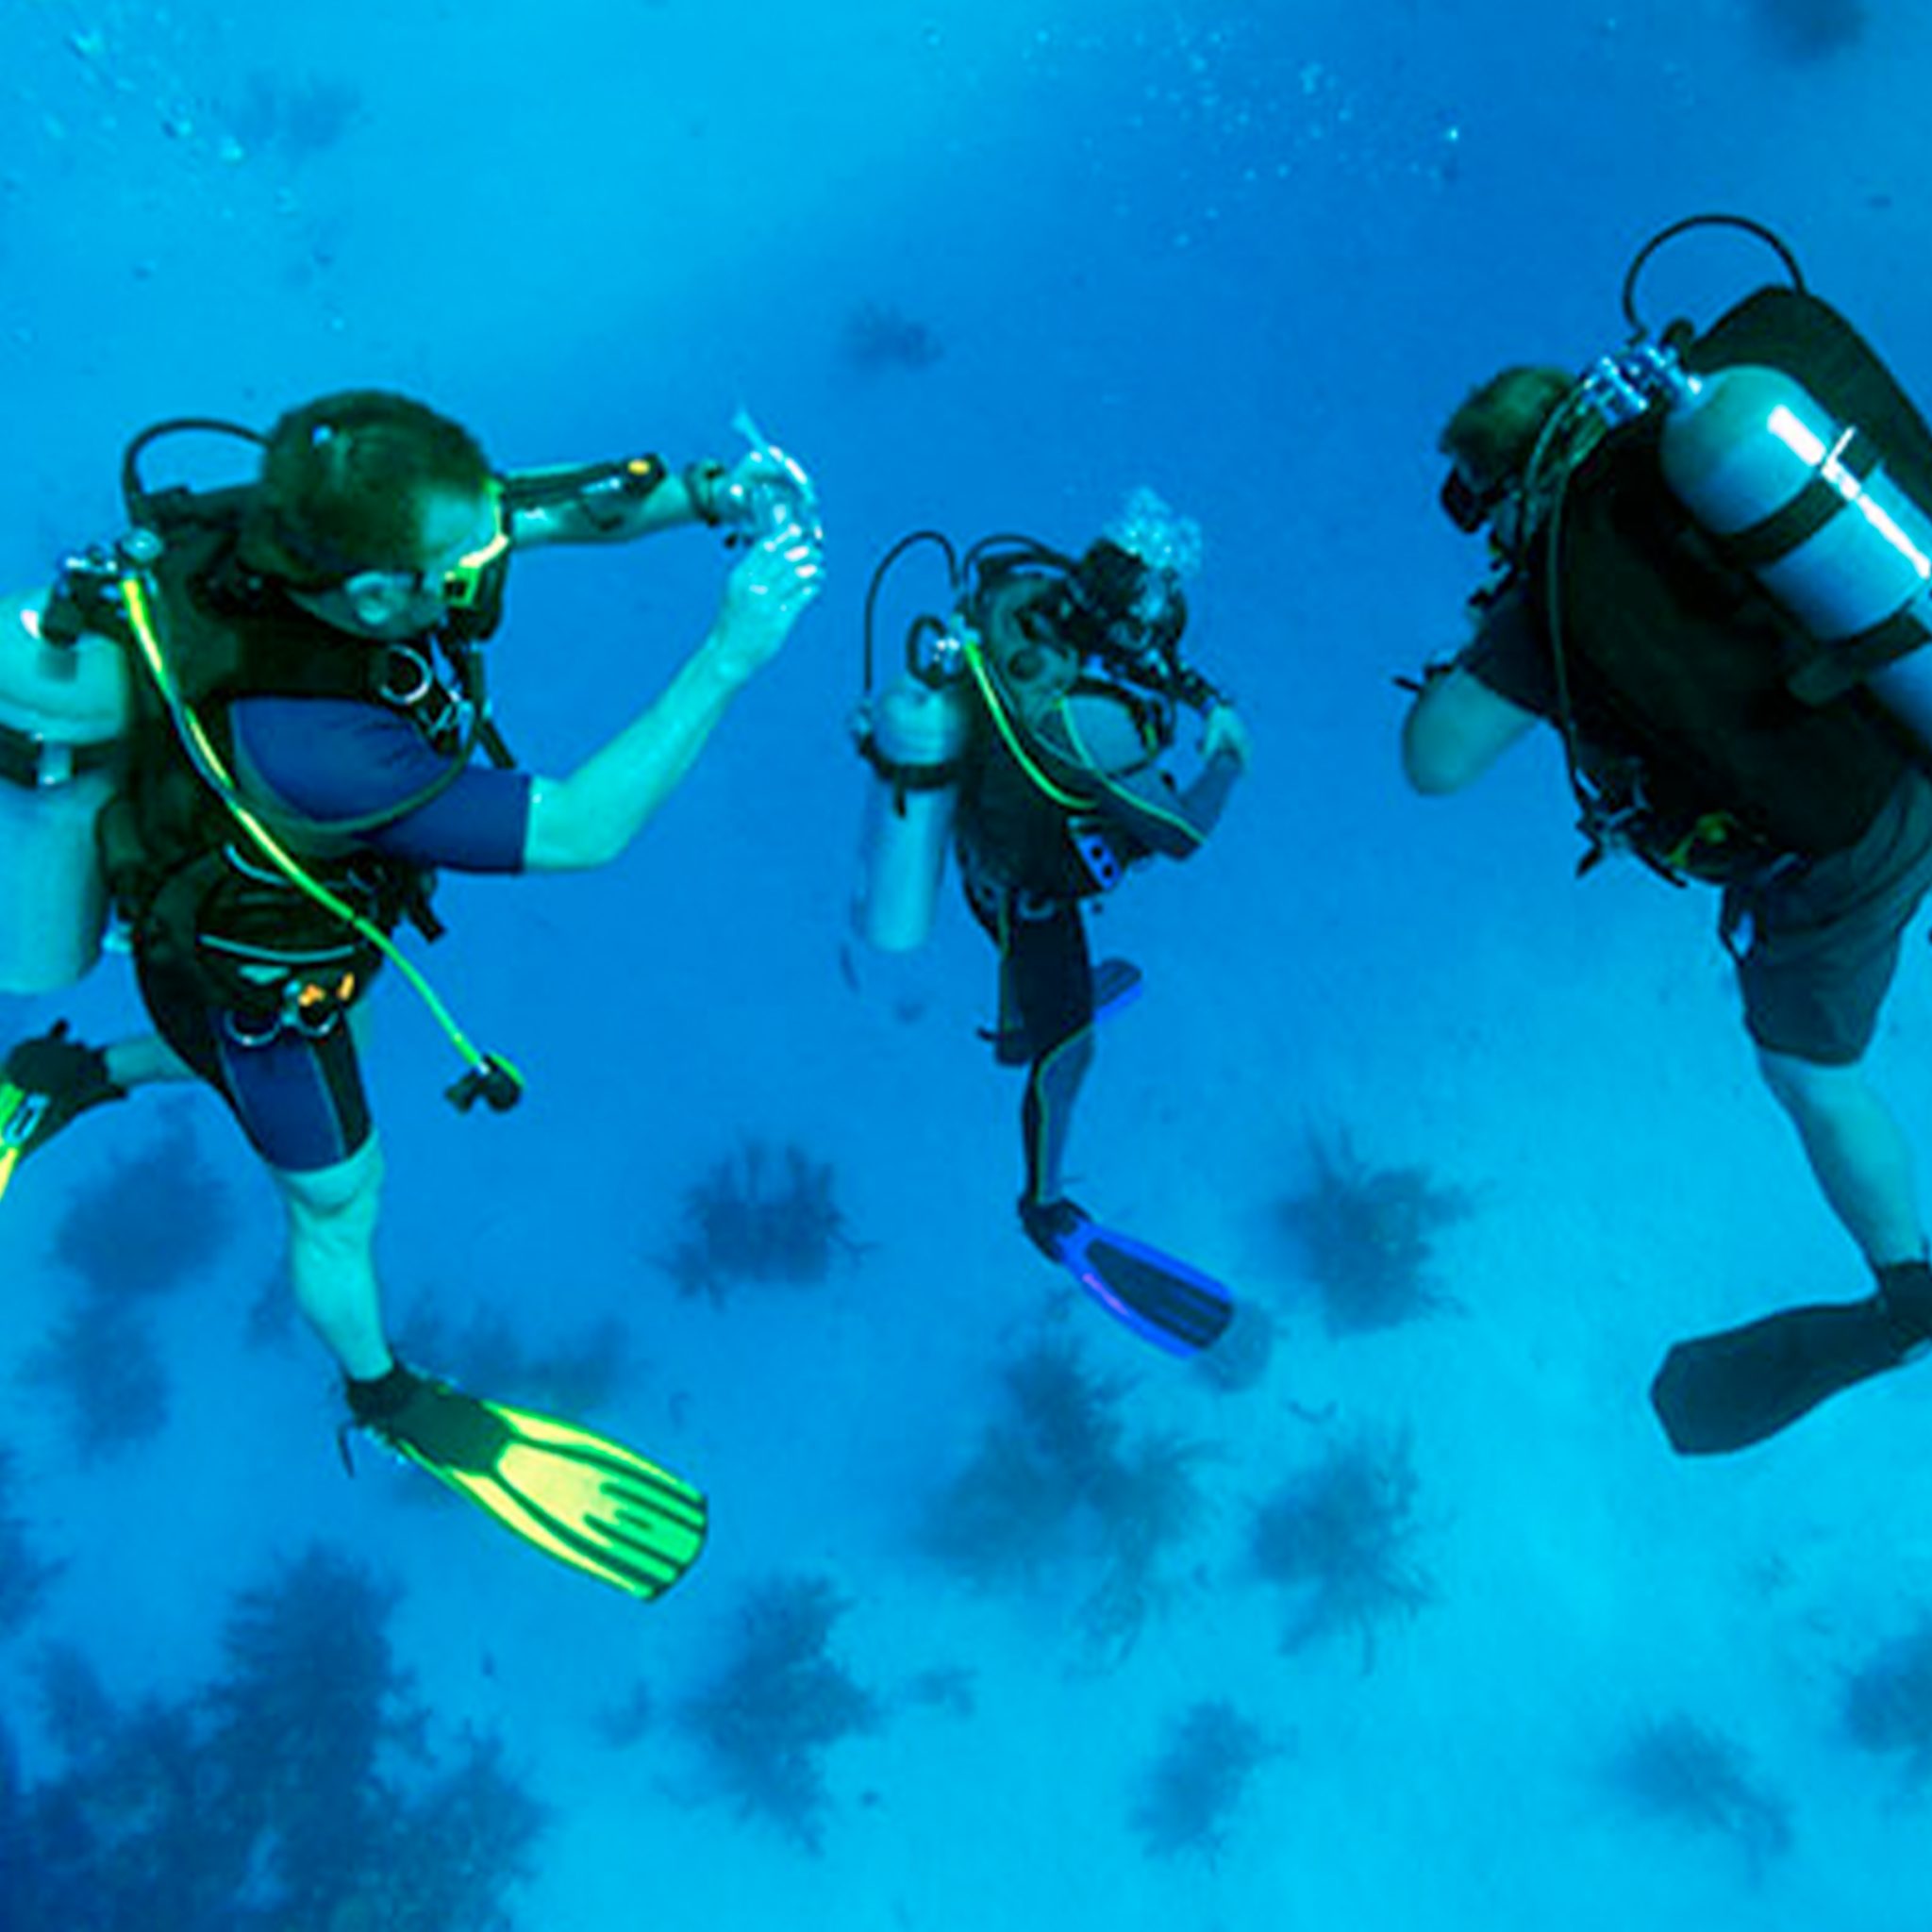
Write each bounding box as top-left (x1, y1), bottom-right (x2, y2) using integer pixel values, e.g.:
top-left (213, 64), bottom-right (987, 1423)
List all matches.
top-left (919, 1337), bottom-right (1215, 1669)
top-left (21, 1109), bottom-right (240, 1460)
top-left (1602, 1713), bottom-right (1792, 1879)
top-left (0, 1447), bottom-right (60, 1642)
top-left (841, 300), bottom-right (945, 375)
top-left (674, 1574), bottom-right (884, 1852)
top-left (1247, 1425), bottom-right (1431, 1670)
top-left (1842, 1619), bottom-right (1932, 1788)
top-left (658, 1140), bottom-right (864, 1306)
top-left (1275, 1125), bottom-right (1474, 1335)
top-left (1130, 1697), bottom-right (1283, 1861)
top-left (0, 1545), bottom-right (544, 1930)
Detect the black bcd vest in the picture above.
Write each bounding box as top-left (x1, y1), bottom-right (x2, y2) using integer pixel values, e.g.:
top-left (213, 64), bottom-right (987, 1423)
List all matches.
top-left (1539, 286), bottom-right (1921, 867)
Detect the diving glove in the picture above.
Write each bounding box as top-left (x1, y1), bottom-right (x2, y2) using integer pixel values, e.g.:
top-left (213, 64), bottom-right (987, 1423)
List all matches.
top-left (348, 1363), bottom-right (707, 1600)
top-left (0, 1023), bottom-right (125, 1195)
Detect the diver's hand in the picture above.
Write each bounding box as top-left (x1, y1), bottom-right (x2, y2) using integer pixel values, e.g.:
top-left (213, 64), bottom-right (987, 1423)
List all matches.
top-left (1200, 701), bottom-right (1253, 771)
top-left (705, 524), bottom-right (824, 685)
top-left (711, 431), bottom-right (824, 549)
top-left (715, 447), bottom-right (796, 525)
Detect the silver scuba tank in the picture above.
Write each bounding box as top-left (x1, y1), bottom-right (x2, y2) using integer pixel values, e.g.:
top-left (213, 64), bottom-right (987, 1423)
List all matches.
top-left (0, 589), bottom-right (130, 991)
top-left (1655, 360), bottom-right (1932, 741)
top-left (851, 667), bottom-right (971, 954)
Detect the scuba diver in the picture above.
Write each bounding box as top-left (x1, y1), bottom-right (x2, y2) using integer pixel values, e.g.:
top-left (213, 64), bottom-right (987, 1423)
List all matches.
top-left (1402, 213), bottom-right (1932, 1455)
top-left (853, 491), bottom-right (1251, 1356)
top-left (0, 389), bottom-right (824, 1596)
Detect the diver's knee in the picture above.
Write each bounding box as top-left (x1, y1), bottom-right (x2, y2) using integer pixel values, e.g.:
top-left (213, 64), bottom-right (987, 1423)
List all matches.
top-left (1756, 1044), bottom-right (1867, 1122)
top-left (1036, 1028), bottom-right (1096, 1088)
top-left (275, 1133), bottom-right (385, 1240)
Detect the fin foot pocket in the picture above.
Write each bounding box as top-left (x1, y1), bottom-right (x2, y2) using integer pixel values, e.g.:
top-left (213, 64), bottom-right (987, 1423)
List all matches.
top-left (1021, 1197), bottom-right (1235, 1357)
top-left (349, 1364), bottom-right (707, 1598)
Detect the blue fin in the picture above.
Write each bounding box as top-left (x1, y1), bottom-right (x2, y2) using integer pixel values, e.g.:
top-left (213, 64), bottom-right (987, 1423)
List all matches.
top-left (1054, 1217), bottom-right (1235, 1357)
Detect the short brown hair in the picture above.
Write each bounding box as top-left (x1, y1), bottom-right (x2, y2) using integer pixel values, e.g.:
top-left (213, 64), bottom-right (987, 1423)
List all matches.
top-left (244, 390), bottom-right (491, 583)
top-left (1439, 366), bottom-right (1574, 491)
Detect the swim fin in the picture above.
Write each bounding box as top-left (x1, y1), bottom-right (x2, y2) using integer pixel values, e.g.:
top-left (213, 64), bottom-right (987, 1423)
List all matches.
top-left (1650, 1295), bottom-right (1914, 1456)
top-left (349, 1365), bottom-right (707, 1599)
top-left (0, 1023), bottom-right (125, 1202)
top-left (1022, 1198), bottom-right (1235, 1357)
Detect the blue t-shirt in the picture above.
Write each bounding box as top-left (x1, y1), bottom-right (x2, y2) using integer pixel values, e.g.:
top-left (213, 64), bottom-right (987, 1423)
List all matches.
top-left (231, 696), bottom-right (533, 873)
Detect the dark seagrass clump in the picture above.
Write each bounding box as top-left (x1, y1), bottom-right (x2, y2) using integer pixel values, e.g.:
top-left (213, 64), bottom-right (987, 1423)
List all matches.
top-left (0, 1446), bottom-right (61, 1641)
top-left (1277, 1125), bottom-right (1473, 1335)
top-left (1130, 1697), bottom-right (1280, 1860)
top-left (21, 1303), bottom-right (171, 1462)
top-left (676, 1573), bottom-right (883, 1852)
top-left (6, 1543), bottom-right (545, 1931)
top-left (841, 300), bottom-right (945, 375)
top-left (660, 1140), bottom-right (863, 1304)
top-left (921, 1338), bottom-right (1214, 1667)
top-left (919, 1340), bottom-right (1131, 1591)
top-left (1249, 1426), bottom-right (1431, 1668)
top-left (1842, 1618), bottom-right (1932, 1786)
top-left (52, 1112), bottom-right (237, 1302)
top-left (1603, 1713), bottom-right (1792, 1877)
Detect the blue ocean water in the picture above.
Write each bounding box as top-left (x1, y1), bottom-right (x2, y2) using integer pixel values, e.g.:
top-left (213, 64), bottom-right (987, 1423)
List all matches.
top-left (2, 0), bottom-right (1929, 1925)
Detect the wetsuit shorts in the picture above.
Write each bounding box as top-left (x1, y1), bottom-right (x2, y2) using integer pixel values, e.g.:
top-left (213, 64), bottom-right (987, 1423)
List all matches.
top-left (135, 698), bottom-right (533, 1172)
top-left (1727, 767), bottom-right (1932, 1066)
top-left (136, 945), bottom-right (375, 1172)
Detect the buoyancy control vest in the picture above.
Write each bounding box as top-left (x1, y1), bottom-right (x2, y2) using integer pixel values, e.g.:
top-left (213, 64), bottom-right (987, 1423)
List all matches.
top-left (954, 575), bottom-right (1172, 901)
top-left (1528, 285), bottom-right (1919, 876)
top-left (96, 487), bottom-right (478, 1031)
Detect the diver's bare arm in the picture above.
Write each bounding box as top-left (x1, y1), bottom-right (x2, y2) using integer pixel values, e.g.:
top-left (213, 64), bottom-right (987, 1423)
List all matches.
top-left (1401, 666), bottom-right (1538, 795)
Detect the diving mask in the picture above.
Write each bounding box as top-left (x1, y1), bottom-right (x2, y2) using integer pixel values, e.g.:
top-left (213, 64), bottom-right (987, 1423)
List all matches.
top-left (1062, 538), bottom-right (1188, 672)
top-left (1440, 463), bottom-right (1508, 535)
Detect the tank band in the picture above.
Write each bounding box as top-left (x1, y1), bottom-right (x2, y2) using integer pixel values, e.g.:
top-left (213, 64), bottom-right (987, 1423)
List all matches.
top-left (1716, 426), bottom-right (1883, 572)
top-left (0, 723), bottom-right (120, 791)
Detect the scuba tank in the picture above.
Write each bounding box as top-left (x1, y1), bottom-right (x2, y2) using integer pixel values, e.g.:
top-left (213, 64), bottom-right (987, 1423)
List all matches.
top-left (1656, 365), bottom-right (1932, 738)
top-left (851, 519), bottom-right (1220, 949)
top-left (0, 587), bottom-right (130, 991)
top-left (853, 672), bottom-right (971, 952)
top-left (851, 532), bottom-right (972, 953)
top-left (1551, 214), bottom-right (1932, 755)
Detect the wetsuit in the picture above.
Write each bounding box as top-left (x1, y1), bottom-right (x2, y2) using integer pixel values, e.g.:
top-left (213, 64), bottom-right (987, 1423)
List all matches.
top-left (956, 576), bottom-right (1239, 1206)
top-left (134, 693), bottom-right (531, 1171)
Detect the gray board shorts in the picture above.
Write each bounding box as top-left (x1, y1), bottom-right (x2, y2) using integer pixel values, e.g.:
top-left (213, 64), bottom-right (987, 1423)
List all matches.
top-left (1729, 768), bottom-right (1932, 1066)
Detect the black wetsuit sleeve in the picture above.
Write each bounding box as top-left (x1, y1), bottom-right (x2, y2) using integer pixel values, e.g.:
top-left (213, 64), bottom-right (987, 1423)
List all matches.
top-left (1038, 688), bottom-right (1240, 860)
top-left (1088, 748), bottom-right (1240, 858)
top-left (1172, 753), bottom-right (1242, 843)
top-left (1461, 581), bottom-right (1558, 719)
